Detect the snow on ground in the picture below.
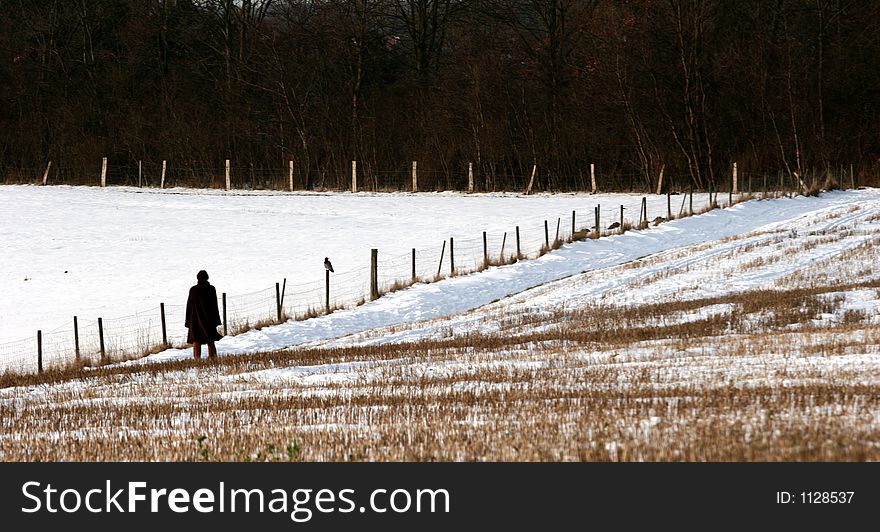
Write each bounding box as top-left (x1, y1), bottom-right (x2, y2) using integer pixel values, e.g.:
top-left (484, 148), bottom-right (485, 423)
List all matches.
top-left (3, 186), bottom-right (879, 373)
top-left (3, 188), bottom-right (880, 461)
top-left (1, 185), bottom-right (710, 369)
top-left (144, 187), bottom-right (880, 362)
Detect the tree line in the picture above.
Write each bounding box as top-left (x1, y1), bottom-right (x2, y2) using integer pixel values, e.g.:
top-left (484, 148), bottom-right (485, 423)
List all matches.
top-left (1, 0), bottom-right (878, 192)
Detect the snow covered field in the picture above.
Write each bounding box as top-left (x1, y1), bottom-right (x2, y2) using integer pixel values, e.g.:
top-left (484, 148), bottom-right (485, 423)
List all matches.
top-left (1, 187), bottom-right (878, 461)
top-left (1, 185), bottom-right (714, 370)
top-left (145, 187), bottom-right (880, 359)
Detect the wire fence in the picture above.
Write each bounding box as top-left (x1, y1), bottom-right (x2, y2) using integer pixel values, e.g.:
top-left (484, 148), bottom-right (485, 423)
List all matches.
top-left (3, 159), bottom-right (865, 193)
top-left (0, 185), bottom-right (827, 376)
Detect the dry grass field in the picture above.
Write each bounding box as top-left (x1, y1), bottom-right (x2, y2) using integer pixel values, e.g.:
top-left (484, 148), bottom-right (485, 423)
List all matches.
top-left (1, 197), bottom-right (879, 462)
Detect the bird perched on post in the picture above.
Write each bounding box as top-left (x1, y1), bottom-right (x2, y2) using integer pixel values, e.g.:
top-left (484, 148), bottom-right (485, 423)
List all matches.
top-left (324, 257), bottom-right (334, 273)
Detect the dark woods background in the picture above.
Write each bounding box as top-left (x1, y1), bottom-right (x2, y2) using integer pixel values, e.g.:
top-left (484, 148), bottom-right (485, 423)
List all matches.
top-left (1, 0), bottom-right (879, 191)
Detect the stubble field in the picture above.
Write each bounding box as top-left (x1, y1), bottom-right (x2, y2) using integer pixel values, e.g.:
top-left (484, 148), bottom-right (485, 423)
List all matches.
top-left (2, 189), bottom-right (878, 461)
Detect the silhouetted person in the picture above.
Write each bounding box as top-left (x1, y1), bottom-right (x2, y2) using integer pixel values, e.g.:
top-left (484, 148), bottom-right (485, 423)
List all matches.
top-left (185, 270), bottom-right (222, 359)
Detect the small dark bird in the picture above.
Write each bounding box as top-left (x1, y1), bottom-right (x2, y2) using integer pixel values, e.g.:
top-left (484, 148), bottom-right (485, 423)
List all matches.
top-left (607, 222), bottom-right (621, 230)
top-left (324, 257), bottom-right (334, 273)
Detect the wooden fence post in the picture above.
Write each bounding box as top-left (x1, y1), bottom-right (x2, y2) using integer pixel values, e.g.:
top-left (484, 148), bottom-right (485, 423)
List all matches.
top-left (732, 161), bottom-right (738, 195)
top-left (590, 163), bottom-right (597, 194)
top-left (500, 232), bottom-right (507, 260)
top-left (42, 161), bottom-right (52, 185)
top-left (620, 205), bottom-right (624, 233)
top-left (73, 316), bottom-right (80, 360)
top-left (594, 205), bottom-right (600, 238)
top-left (98, 317), bottom-right (106, 362)
top-left (525, 164), bottom-right (537, 195)
top-left (468, 162), bottom-right (474, 193)
top-left (160, 303), bottom-right (167, 347)
top-left (276, 282), bottom-right (282, 322)
top-left (222, 293), bottom-right (227, 336)
top-left (225, 159), bottom-right (231, 190)
top-left (351, 160), bottom-right (358, 193)
top-left (640, 197), bottom-right (647, 228)
top-left (689, 188), bottom-right (693, 214)
top-left (161, 160), bottom-right (167, 189)
top-left (449, 238), bottom-right (455, 274)
top-left (412, 161), bottom-right (418, 192)
top-left (437, 241), bottom-right (446, 277)
top-left (571, 210), bottom-right (576, 239)
top-left (37, 330), bottom-right (43, 374)
top-left (138, 160), bottom-right (143, 188)
top-left (656, 164), bottom-right (665, 195)
top-left (370, 249), bottom-right (378, 299)
top-left (515, 226), bottom-right (521, 259)
top-left (554, 218), bottom-right (560, 246)
top-left (325, 270), bottom-right (330, 315)
top-left (667, 190), bottom-right (672, 220)
top-left (412, 248), bottom-right (416, 281)
top-left (289, 160), bottom-right (294, 192)
top-left (101, 157), bottom-right (107, 187)
top-left (544, 220), bottom-right (549, 250)
top-left (483, 231), bottom-right (488, 268)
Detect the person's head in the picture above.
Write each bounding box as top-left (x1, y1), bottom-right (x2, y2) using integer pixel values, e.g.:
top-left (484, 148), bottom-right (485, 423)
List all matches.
top-left (197, 270), bottom-right (209, 283)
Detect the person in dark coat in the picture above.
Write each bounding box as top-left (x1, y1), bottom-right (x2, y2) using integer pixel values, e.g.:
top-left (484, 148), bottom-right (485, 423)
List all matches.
top-left (185, 270), bottom-right (222, 359)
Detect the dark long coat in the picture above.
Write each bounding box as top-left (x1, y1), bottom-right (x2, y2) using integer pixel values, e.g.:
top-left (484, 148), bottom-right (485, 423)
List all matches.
top-left (185, 281), bottom-right (222, 344)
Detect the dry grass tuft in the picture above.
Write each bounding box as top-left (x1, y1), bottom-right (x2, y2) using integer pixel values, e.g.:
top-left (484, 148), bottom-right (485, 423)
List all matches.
top-left (571, 228), bottom-right (591, 241)
top-left (381, 278), bottom-right (417, 295)
top-left (823, 174), bottom-right (841, 191)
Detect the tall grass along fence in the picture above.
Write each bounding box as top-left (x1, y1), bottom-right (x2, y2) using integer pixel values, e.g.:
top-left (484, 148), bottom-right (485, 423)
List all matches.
top-left (0, 186), bottom-right (828, 376)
